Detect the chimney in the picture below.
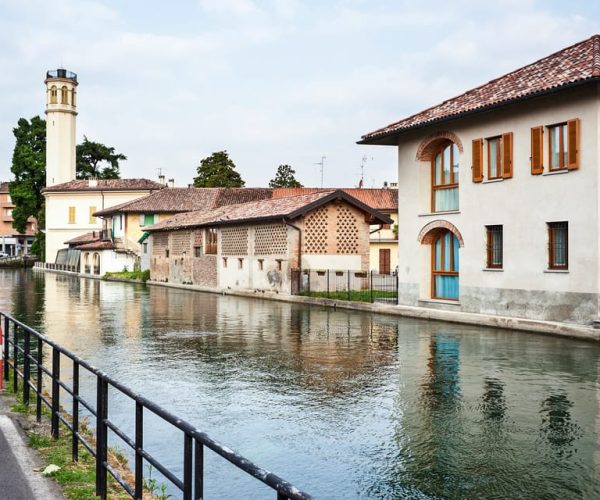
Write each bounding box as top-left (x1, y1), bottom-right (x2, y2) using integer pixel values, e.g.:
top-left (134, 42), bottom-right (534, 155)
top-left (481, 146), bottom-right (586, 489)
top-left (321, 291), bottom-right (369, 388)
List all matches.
top-left (168, 178), bottom-right (174, 188)
top-left (383, 181), bottom-right (389, 189)
top-left (88, 178), bottom-right (97, 187)
top-left (159, 174), bottom-right (165, 184)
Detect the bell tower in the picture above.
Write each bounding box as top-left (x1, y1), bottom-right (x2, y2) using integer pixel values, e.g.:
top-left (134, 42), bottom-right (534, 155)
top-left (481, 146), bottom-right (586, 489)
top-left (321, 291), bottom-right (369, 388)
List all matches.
top-left (45, 69), bottom-right (78, 186)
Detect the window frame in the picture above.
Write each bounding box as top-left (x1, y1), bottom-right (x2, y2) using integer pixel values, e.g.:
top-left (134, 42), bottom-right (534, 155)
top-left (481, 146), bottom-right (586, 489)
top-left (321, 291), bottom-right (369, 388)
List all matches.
top-left (548, 221), bottom-right (568, 270)
top-left (485, 225), bottom-right (503, 269)
top-left (205, 228), bottom-right (218, 254)
top-left (486, 136), bottom-right (503, 180)
top-left (431, 142), bottom-right (459, 212)
top-left (548, 122), bottom-right (568, 172)
top-left (431, 230), bottom-right (459, 300)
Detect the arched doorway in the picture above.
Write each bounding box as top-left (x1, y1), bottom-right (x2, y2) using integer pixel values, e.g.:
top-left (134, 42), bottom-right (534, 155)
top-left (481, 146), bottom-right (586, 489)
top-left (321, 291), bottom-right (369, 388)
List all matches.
top-left (431, 230), bottom-right (459, 300)
top-left (84, 252), bottom-right (90, 274)
top-left (93, 253), bottom-right (100, 275)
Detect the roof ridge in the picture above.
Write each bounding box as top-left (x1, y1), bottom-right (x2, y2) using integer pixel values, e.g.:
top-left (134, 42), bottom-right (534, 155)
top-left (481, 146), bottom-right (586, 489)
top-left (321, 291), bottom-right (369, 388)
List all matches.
top-left (362, 34), bottom-right (600, 139)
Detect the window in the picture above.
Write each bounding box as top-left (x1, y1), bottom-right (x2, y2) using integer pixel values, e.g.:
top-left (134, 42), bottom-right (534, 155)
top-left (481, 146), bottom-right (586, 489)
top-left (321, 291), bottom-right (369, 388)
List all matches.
top-left (548, 123), bottom-right (568, 171)
top-left (432, 142), bottom-right (459, 212)
top-left (71, 89), bottom-right (76, 107)
top-left (143, 243), bottom-right (148, 254)
top-left (68, 206), bottom-right (76, 224)
top-left (61, 86), bottom-right (69, 104)
top-left (223, 257), bottom-right (228, 267)
top-left (89, 206), bottom-right (96, 224)
top-left (548, 222), bottom-right (568, 270)
top-left (165, 248), bottom-right (170, 258)
top-left (276, 259), bottom-right (282, 271)
top-left (143, 214), bottom-right (155, 227)
top-left (50, 86), bottom-right (57, 104)
top-left (486, 225), bottom-right (503, 269)
top-left (532, 119), bottom-right (579, 174)
top-left (238, 258), bottom-right (243, 269)
top-left (487, 137), bottom-right (502, 179)
top-left (432, 230), bottom-right (459, 300)
top-left (258, 259), bottom-right (264, 270)
top-left (194, 246), bottom-right (201, 257)
top-left (205, 228), bottom-right (217, 254)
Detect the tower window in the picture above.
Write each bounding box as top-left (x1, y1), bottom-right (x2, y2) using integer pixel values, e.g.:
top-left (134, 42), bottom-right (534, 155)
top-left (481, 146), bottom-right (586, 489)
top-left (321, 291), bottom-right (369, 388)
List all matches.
top-left (61, 86), bottom-right (69, 104)
top-left (71, 89), bottom-right (76, 107)
top-left (50, 86), bottom-right (58, 104)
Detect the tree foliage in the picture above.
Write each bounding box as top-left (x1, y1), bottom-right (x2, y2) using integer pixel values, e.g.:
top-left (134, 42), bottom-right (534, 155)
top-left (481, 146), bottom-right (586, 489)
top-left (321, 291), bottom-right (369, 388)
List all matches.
top-left (268, 164), bottom-right (302, 188)
top-left (9, 116), bottom-right (46, 234)
top-left (193, 151), bottom-right (245, 188)
top-left (76, 136), bottom-right (126, 179)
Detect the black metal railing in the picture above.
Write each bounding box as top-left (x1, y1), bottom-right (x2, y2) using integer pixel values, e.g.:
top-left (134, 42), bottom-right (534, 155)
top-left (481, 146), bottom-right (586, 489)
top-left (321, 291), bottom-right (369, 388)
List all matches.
top-left (46, 69), bottom-right (77, 81)
top-left (0, 312), bottom-right (313, 500)
top-left (291, 269), bottom-right (398, 304)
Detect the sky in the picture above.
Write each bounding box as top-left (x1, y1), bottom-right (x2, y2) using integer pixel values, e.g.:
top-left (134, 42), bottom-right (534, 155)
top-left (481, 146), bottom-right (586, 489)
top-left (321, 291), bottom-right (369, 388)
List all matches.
top-left (0, 0), bottom-right (599, 188)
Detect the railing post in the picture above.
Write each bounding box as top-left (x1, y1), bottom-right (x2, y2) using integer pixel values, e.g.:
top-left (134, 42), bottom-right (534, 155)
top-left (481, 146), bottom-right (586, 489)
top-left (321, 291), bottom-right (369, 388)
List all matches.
top-left (347, 270), bottom-right (351, 300)
top-left (23, 327), bottom-right (30, 405)
top-left (135, 402), bottom-right (143, 499)
top-left (3, 316), bottom-right (9, 382)
top-left (307, 270), bottom-right (311, 296)
top-left (72, 361), bottom-right (79, 462)
top-left (36, 337), bottom-right (42, 422)
top-left (96, 376), bottom-right (108, 499)
top-left (194, 439), bottom-right (204, 500)
top-left (51, 347), bottom-right (60, 438)
top-left (183, 433), bottom-right (193, 500)
top-left (326, 270), bottom-right (330, 298)
top-left (13, 325), bottom-right (18, 393)
top-left (370, 271), bottom-right (374, 303)
top-left (396, 273), bottom-right (399, 305)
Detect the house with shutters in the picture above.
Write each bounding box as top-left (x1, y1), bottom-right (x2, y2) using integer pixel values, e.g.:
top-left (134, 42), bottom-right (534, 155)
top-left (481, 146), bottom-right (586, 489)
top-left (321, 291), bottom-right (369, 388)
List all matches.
top-left (359, 35), bottom-right (599, 325)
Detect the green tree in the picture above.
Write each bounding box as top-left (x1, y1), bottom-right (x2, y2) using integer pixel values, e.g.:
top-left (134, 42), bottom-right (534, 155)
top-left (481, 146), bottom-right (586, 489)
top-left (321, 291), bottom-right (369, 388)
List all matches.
top-left (9, 117), bottom-right (46, 257)
top-left (76, 136), bottom-right (126, 179)
top-left (193, 150), bottom-right (245, 187)
top-left (268, 164), bottom-right (302, 188)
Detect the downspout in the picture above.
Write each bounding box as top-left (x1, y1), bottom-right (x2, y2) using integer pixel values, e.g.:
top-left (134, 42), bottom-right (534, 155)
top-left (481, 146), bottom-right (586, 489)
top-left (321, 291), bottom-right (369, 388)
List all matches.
top-left (283, 218), bottom-right (302, 271)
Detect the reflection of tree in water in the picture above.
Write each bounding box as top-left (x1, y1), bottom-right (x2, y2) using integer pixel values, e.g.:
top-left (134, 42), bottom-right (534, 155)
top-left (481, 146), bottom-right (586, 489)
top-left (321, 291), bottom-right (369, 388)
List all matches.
top-left (480, 377), bottom-right (507, 421)
top-left (539, 393), bottom-right (582, 457)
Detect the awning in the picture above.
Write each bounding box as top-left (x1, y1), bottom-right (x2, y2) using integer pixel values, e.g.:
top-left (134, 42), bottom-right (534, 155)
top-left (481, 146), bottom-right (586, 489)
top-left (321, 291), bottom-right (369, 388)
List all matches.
top-left (138, 231), bottom-right (150, 244)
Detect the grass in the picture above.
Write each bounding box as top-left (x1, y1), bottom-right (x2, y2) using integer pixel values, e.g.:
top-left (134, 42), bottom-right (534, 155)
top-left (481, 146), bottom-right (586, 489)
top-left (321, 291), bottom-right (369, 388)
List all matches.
top-left (3, 374), bottom-right (156, 499)
top-left (104, 270), bottom-right (150, 282)
top-left (299, 289), bottom-right (397, 302)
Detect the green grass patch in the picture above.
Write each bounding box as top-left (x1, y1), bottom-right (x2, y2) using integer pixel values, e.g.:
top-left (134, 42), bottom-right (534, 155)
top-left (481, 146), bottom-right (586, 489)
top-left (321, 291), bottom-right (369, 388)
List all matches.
top-left (298, 289), bottom-right (397, 302)
top-left (104, 270), bottom-right (150, 282)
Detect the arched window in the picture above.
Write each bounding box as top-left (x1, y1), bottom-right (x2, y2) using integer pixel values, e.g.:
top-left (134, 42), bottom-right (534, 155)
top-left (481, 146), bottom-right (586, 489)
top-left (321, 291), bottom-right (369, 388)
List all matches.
top-left (71, 89), bottom-right (76, 107)
top-left (61, 86), bottom-right (69, 104)
top-left (84, 253), bottom-right (90, 274)
top-left (432, 230), bottom-right (459, 300)
top-left (50, 85), bottom-right (58, 104)
top-left (432, 142), bottom-right (459, 212)
top-left (93, 253), bottom-right (101, 275)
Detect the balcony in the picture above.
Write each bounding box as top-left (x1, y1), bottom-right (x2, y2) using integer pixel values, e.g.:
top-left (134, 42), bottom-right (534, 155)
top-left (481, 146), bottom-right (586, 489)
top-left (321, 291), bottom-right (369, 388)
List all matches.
top-left (46, 69), bottom-right (77, 81)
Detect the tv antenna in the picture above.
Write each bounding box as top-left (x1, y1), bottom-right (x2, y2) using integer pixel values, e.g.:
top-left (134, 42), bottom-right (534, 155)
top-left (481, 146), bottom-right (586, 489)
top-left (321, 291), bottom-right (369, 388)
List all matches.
top-left (359, 156), bottom-right (373, 187)
top-left (315, 156), bottom-right (326, 187)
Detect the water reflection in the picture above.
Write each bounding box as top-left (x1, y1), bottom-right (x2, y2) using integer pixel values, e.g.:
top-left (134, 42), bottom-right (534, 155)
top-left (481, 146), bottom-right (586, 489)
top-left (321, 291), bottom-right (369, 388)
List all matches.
top-left (1, 270), bottom-right (600, 499)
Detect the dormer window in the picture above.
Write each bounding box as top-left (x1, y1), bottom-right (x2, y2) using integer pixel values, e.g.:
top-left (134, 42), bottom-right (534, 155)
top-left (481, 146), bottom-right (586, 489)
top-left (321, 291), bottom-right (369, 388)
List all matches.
top-left (50, 86), bottom-right (58, 104)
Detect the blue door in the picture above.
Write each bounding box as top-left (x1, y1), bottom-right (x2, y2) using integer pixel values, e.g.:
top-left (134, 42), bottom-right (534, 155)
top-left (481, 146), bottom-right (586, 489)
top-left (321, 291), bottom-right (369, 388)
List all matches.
top-left (432, 231), bottom-right (459, 300)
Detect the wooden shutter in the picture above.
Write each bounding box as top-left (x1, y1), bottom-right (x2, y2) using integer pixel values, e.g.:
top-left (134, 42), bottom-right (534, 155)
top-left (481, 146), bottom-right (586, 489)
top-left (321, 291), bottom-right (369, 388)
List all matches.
top-left (68, 206), bottom-right (76, 224)
top-left (472, 138), bottom-right (483, 182)
top-left (531, 126), bottom-right (543, 174)
top-left (502, 132), bottom-right (513, 178)
top-left (567, 118), bottom-right (580, 170)
top-left (89, 206), bottom-right (96, 224)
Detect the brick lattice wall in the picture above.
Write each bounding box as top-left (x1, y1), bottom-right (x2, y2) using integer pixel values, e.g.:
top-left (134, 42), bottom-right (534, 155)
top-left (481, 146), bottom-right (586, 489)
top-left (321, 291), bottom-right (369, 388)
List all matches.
top-left (221, 227), bottom-right (248, 255)
top-left (335, 205), bottom-right (358, 254)
top-left (304, 207), bottom-right (328, 254)
top-left (254, 224), bottom-right (287, 255)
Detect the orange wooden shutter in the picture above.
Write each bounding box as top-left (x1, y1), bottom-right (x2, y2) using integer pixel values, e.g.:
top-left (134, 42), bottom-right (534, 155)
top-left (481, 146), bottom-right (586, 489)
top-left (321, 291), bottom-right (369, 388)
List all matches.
top-left (567, 118), bottom-right (580, 170)
top-left (472, 138), bottom-right (483, 182)
top-left (531, 126), bottom-right (543, 174)
top-left (502, 132), bottom-right (513, 178)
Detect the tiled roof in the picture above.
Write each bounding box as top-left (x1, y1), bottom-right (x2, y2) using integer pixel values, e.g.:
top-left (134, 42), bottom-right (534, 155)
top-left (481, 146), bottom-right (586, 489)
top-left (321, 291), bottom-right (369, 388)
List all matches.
top-left (360, 34), bottom-right (600, 143)
top-left (146, 190), bottom-right (393, 232)
top-left (75, 240), bottom-right (115, 250)
top-left (93, 188), bottom-right (220, 216)
top-left (0, 182), bottom-right (9, 193)
top-left (213, 188), bottom-right (273, 207)
top-left (42, 178), bottom-right (166, 193)
top-left (272, 188), bottom-right (397, 210)
top-left (64, 231), bottom-right (101, 245)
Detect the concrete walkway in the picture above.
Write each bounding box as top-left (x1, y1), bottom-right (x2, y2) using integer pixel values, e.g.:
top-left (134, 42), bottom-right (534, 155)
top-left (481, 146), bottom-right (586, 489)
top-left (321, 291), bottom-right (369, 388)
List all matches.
top-left (0, 392), bottom-right (64, 499)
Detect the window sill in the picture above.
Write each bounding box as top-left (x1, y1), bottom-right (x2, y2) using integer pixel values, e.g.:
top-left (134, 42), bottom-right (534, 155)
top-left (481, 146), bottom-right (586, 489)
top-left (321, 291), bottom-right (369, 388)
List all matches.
top-left (483, 268), bottom-right (503, 272)
top-left (482, 178), bottom-right (504, 184)
top-left (418, 210), bottom-right (460, 217)
top-left (419, 298), bottom-right (461, 306)
top-left (544, 269), bottom-right (569, 273)
top-left (542, 169), bottom-right (569, 176)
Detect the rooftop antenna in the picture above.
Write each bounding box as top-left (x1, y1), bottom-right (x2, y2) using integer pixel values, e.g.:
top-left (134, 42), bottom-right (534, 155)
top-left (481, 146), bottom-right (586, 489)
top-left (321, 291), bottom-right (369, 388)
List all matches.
top-left (359, 155), bottom-right (373, 188)
top-left (314, 156), bottom-right (326, 187)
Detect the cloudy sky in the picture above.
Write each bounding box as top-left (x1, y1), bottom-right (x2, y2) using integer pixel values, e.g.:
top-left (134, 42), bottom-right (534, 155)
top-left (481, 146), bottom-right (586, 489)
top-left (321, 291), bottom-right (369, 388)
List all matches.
top-left (0, 0), bottom-right (598, 188)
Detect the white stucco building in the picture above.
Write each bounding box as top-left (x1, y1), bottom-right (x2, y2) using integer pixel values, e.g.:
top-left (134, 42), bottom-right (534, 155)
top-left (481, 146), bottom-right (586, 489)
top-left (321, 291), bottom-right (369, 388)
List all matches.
top-left (359, 35), bottom-right (600, 325)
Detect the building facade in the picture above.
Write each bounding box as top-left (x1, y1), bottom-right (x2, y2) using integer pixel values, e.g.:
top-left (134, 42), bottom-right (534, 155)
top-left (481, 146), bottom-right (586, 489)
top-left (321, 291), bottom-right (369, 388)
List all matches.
top-left (146, 190), bottom-right (392, 293)
top-left (359, 35), bottom-right (600, 325)
top-left (0, 181), bottom-right (36, 255)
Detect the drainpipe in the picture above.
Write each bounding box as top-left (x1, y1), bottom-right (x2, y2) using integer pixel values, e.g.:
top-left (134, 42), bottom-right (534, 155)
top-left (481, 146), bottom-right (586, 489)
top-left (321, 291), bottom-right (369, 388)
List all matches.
top-left (283, 218), bottom-right (302, 271)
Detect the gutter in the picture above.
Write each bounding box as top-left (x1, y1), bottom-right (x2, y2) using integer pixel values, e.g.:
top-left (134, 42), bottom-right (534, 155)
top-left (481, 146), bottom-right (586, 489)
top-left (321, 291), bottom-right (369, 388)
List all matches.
top-left (283, 218), bottom-right (302, 271)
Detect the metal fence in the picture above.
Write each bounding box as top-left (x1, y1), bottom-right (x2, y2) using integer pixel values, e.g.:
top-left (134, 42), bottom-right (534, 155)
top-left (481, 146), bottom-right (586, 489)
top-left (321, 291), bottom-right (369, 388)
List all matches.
top-left (291, 269), bottom-right (398, 304)
top-left (0, 312), bottom-right (313, 500)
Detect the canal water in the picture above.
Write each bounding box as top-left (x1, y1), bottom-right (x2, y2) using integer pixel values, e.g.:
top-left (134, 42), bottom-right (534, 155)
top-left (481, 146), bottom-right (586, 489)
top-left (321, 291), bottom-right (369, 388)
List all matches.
top-left (1, 269), bottom-right (600, 499)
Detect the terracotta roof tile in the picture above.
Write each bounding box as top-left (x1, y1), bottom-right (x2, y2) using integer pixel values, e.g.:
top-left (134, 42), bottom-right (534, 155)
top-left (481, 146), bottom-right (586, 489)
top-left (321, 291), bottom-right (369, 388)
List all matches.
top-left (75, 240), bottom-right (115, 250)
top-left (361, 34), bottom-right (600, 142)
top-left (42, 178), bottom-right (166, 193)
top-left (272, 188), bottom-right (397, 210)
top-left (213, 188), bottom-right (273, 207)
top-left (146, 190), bottom-right (392, 232)
top-left (64, 231), bottom-right (101, 245)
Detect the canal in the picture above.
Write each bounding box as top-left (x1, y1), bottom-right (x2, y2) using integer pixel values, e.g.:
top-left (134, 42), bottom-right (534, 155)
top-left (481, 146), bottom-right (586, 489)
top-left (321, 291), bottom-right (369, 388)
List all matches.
top-left (1, 269), bottom-right (600, 499)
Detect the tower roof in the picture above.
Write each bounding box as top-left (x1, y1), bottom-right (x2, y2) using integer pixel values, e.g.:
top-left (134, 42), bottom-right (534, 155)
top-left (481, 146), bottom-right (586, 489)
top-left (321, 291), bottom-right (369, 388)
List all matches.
top-left (46, 69), bottom-right (77, 82)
